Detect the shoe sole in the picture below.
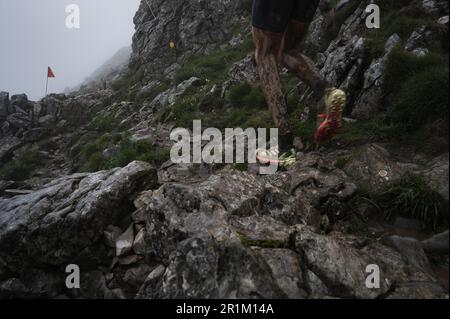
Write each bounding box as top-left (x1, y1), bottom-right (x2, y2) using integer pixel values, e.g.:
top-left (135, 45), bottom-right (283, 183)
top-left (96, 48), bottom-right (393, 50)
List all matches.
top-left (256, 152), bottom-right (295, 167)
top-left (327, 89), bottom-right (346, 133)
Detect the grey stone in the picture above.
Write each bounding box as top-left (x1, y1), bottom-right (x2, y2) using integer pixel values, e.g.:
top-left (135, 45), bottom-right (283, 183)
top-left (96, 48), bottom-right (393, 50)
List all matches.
top-left (115, 225), bottom-right (134, 257)
top-left (305, 270), bottom-right (330, 299)
top-left (104, 225), bottom-right (123, 248)
top-left (384, 34), bottom-right (402, 53)
top-left (437, 15), bottom-right (449, 25)
top-left (150, 77), bottom-right (202, 110)
top-left (10, 94), bottom-right (30, 111)
top-left (421, 230), bottom-right (449, 255)
top-left (386, 236), bottom-right (434, 279)
top-left (0, 92), bottom-right (10, 119)
top-left (133, 228), bottom-right (146, 255)
top-left (123, 264), bottom-right (152, 287)
top-left (0, 161), bottom-right (157, 275)
top-left (387, 281), bottom-right (447, 299)
top-left (293, 225), bottom-right (433, 298)
top-left (411, 48), bottom-right (430, 57)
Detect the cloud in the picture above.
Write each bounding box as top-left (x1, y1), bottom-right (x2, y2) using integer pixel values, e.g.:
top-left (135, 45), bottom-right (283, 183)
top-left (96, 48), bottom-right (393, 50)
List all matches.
top-left (0, 0), bottom-right (141, 100)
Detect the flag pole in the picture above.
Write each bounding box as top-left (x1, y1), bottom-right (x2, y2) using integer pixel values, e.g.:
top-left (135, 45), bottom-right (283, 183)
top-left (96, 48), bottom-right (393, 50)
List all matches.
top-left (45, 73), bottom-right (49, 97)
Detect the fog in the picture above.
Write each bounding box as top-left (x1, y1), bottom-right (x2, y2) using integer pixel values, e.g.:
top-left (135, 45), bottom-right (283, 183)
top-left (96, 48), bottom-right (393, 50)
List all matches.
top-left (0, 0), bottom-right (141, 100)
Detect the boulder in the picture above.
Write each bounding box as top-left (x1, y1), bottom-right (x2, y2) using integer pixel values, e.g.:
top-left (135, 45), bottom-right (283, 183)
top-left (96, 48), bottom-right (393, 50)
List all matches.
top-left (385, 236), bottom-right (434, 278)
top-left (351, 34), bottom-right (400, 119)
top-left (149, 77), bottom-right (202, 110)
top-left (422, 0), bottom-right (449, 15)
top-left (421, 230), bottom-right (450, 255)
top-left (0, 161), bottom-right (157, 276)
top-left (343, 144), bottom-right (403, 188)
top-left (0, 92), bottom-right (10, 119)
top-left (10, 94), bottom-right (31, 112)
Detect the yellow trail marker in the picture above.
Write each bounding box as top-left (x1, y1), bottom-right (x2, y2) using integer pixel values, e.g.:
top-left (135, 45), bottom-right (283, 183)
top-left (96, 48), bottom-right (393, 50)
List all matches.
top-left (169, 41), bottom-right (176, 49)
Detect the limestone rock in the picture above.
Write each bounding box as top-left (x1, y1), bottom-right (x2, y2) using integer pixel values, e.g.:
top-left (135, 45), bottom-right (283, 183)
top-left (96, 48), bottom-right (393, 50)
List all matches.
top-left (115, 225), bottom-right (135, 257)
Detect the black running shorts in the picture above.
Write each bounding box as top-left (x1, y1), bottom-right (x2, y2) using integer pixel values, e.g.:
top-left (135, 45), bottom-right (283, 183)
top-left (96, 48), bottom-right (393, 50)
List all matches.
top-left (252, 0), bottom-right (320, 33)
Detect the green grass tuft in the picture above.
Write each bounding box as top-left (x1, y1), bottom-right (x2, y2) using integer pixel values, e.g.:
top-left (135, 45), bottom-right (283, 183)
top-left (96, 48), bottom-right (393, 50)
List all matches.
top-left (238, 233), bottom-right (287, 248)
top-left (79, 133), bottom-right (170, 172)
top-left (0, 147), bottom-right (45, 181)
top-left (228, 83), bottom-right (266, 109)
top-left (384, 48), bottom-right (449, 131)
top-left (360, 173), bottom-right (448, 230)
top-left (174, 37), bottom-right (254, 85)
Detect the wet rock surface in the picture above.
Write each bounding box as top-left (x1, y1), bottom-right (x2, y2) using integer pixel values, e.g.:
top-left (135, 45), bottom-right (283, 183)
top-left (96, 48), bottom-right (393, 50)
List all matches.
top-left (2, 148), bottom-right (446, 299)
top-left (0, 0), bottom-right (448, 299)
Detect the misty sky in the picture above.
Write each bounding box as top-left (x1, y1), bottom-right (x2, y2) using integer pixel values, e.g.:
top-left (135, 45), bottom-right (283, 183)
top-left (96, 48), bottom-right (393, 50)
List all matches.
top-left (0, 0), bottom-right (141, 100)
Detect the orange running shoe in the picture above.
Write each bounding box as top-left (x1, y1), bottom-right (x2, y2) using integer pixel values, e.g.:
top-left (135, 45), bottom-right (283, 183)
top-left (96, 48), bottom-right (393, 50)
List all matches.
top-left (314, 88), bottom-right (346, 144)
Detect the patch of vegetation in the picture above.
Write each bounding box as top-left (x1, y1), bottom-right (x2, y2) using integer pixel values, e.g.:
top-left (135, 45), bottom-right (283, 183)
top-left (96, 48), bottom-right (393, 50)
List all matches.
top-left (384, 48), bottom-right (449, 129)
top-left (335, 154), bottom-right (354, 169)
top-left (233, 163), bottom-right (248, 172)
top-left (289, 113), bottom-right (405, 147)
top-left (364, 0), bottom-right (447, 60)
top-left (0, 147), bottom-right (45, 181)
top-left (88, 114), bottom-right (123, 133)
top-left (111, 69), bottom-right (144, 92)
top-left (371, 47), bottom-right (450, 153)
top-left (110, 69), bottom-right (145, 102)
top-left (79, 133), bottom-right (170, 172)
top-left (356, 173), bottom-right (448, 231)
top-left (229, 82), bottom-right (266, 109)
top-left (338, 117), bottom-right (398, 143)
top-left (136, 82), bottom-right (171, 103)
top-left (289, 118), bottom-right (317, 143)
top-left (174, 37), bottom-right (254, 84)
top-left (169, 81), bottom-right (273, 130)
top-left (238, 233), bottom-right (287, 249)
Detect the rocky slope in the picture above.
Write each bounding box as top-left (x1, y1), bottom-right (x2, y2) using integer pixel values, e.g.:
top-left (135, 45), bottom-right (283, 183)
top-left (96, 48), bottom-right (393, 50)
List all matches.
top-left (0, 0), bottom-right (449, 299)
top-left (74, 46), bottom-right (132, 93)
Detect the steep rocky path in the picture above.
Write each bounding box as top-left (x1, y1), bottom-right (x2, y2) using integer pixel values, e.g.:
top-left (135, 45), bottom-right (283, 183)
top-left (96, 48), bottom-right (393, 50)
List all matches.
top-left (0, 145), bottom-right (448, 298)
top-left (0, 0), bottom-right (449, 299)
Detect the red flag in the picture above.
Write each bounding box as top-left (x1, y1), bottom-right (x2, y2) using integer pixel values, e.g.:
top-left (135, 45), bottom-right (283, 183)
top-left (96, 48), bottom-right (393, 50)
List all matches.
top-left (47, 67), bottom-right (55, 78)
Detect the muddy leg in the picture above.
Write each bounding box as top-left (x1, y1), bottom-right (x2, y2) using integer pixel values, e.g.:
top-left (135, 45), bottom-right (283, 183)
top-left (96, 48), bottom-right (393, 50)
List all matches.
top-left (253, 27), bottom-right (293, 148)
top-left (279, 21), bottom-right (329, 99)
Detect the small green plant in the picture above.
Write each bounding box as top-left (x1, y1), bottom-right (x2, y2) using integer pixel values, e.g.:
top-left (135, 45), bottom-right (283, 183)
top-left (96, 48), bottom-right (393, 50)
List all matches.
top-left (79, 133), bottom-right (170, 172)
top-left (169, 80), bottom-right (272, 130)
top-left (0, 148), bottom-right (45, 181)
top-left (233, 163), bottom-right (248, 172)
top-left (335, 154), bottom-right (354, 169)
top-left (238, 233), bottom-right (287, 248)
top-left (383, 48), bottom-right (449, 130)
top-left (361, 173), bottom-right (447, 230)
top-left (104, 139), bottom-right (170, 169)
top-left (88, 114), bottom-right (123, 133)
top-left (111, 69), bottom-right (144, 92)
top-left (228, 83), bottom-right (266, 109)
top-left (174, 38), bottom-right (254, 84)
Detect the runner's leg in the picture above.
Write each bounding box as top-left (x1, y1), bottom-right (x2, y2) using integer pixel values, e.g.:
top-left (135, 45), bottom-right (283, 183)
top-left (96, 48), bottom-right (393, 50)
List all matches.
top-left (279, 20), bottom-right (329, 100)
top-left (253, 27), bottom-right (293, 149)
